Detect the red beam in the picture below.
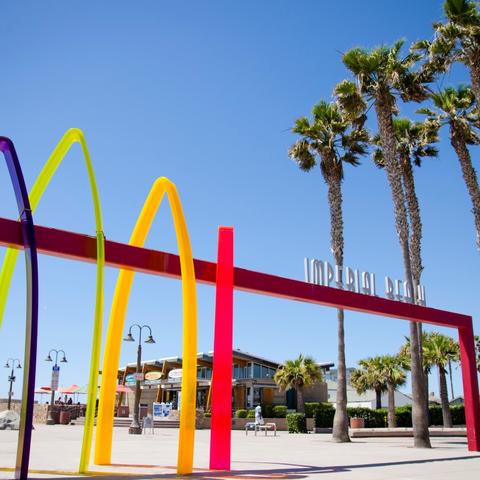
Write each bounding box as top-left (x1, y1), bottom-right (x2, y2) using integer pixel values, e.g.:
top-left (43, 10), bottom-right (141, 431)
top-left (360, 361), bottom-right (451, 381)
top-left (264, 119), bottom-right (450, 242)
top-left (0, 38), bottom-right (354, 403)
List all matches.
top-left (0, 216), bottom-right (470, 328)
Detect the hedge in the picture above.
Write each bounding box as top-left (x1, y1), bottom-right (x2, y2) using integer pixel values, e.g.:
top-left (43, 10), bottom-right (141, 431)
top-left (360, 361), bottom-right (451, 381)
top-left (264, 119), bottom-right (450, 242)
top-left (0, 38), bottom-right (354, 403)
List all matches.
top-left (314, 403), bottom-right (336, 428)
top-left (272, 405), bottom-right (288, 418)
top-left (305, 402), bottom-right (321, 418)
top-left (247, 409), bottom-right (256, 418)
top-left (286, 413), bottom-right (307, 433)
top-left (235, 409), bottom-right (248, 418)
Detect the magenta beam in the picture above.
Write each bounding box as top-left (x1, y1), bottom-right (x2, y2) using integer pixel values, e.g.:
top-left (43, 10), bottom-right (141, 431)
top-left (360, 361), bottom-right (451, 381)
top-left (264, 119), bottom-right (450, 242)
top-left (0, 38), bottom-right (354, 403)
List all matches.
top-left (209, 227), bottom-right (234, 470)
top-left (458, 322), bottom-right (480, 451)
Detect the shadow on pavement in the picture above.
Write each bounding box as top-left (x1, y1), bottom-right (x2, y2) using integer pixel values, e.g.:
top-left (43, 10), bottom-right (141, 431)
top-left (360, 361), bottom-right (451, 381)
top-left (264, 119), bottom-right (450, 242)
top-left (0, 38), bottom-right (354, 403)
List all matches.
top-left (20, 453), bottom-right (480, 480)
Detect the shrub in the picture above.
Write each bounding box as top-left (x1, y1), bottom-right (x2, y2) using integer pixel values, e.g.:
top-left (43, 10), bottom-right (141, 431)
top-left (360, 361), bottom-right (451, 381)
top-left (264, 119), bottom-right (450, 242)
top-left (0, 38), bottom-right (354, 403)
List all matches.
top-left (428, 405), bottom-right (443, 426)
top-left (204, 411), bottom-right (212, 418)
top-left (272, 405), bottom-right (288, 418)
top-left (451, 405), bottom-right (465, 425)
top-left (314, 403), bottom-right (335, 428)
top-left (394, 406), bottom-right (412, 427)
top-left (304, 402), bottom-right (321, 418)
top-left (247, 409), bottom-right (256, 418)
top-left (235, 409), bottom-right (247, 418)
top-left (262, 404), bottom-right (274, 418)
top-left (286, 413), bottom-right (307, 433)
top-left (347, 407), bottom-right (385, 428)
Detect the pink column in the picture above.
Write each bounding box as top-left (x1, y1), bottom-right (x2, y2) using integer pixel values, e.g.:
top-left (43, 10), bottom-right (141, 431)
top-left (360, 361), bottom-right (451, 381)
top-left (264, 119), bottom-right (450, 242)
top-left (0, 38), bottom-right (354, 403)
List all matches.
top-left (209, 227), bottom-right (234, 470)
top-left (458, 321), bottom-right (480, 451)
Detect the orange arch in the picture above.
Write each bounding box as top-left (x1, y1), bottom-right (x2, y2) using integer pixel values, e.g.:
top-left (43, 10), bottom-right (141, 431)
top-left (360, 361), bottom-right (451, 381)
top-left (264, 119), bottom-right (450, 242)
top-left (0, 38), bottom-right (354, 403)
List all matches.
top-left (94, 177), bottom-right (197, 474)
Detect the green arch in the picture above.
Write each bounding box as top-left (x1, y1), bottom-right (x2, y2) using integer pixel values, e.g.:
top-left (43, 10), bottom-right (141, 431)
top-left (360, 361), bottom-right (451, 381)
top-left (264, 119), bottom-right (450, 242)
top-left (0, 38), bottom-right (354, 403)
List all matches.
top-left (0, 128), bottom-right (105, 473)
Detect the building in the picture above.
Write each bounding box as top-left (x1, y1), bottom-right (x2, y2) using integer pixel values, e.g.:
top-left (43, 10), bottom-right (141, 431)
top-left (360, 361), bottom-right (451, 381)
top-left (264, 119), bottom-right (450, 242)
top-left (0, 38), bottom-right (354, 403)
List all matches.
top-left (117, 349), bottom-right (329, 413)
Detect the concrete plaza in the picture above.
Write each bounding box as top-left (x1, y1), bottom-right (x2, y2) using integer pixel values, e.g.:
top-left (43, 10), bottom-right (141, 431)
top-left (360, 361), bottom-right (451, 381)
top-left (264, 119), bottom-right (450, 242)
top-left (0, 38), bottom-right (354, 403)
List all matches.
top-left (0, 425), bottom-right (479, 479)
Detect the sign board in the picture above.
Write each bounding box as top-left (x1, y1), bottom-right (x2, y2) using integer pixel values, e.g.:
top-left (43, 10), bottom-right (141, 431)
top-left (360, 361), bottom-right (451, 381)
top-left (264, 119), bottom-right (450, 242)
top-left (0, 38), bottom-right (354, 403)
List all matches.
top-left (51, 365), bottom-right (60, 391)
top-left (168, 369), bottom-right (182, 381)
top-left (304, 258), bottom-right (426, 306)
top-left (133, 372), bottom-right (144, 381)
top-left (125, 373), bottom-right (136, 386)
top-left (145, 371), bottom-right (162, 381)
top-left (153, 402), bottom-right (163, 419)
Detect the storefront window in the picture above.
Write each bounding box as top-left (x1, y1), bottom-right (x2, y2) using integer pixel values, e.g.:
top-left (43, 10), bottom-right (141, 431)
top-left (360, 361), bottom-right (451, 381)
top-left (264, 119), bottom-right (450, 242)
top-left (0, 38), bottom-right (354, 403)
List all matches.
top-left (253, 363), bottom-right (261, 378)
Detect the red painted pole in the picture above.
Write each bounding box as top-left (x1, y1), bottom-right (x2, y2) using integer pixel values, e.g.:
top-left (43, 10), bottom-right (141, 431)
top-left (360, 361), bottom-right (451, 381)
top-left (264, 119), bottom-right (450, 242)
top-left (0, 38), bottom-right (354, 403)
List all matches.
top-left (458, 322), bottom-right (480, 452)
top-left (209, 227), bottom-right (234, 470)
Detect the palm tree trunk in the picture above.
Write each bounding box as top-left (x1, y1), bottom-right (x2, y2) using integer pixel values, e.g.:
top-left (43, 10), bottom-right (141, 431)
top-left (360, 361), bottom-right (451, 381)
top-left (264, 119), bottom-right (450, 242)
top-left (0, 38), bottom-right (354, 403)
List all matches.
top-left (296, 385), bottom-right (305, 414)
top-left (375, 95), bottom-right (430, 448)
top-left (468, 58), bottom-right (480, 108)
top-left (387, 382), bottom-right (396, 428)
top-left (375, 388), bottom-right (382, 410)
top-left (450, 125), bottom-right (480, 249)
top-left (402, 156), bottom-right (423, 286)
top-left (424, 367), bottom-right (430, 413)
top-left (402, 159), bottom-right (430, 429)
top-left (438, 365), bottom-right (452, 428)
top-left (325, 171), bottom-right (350, 443)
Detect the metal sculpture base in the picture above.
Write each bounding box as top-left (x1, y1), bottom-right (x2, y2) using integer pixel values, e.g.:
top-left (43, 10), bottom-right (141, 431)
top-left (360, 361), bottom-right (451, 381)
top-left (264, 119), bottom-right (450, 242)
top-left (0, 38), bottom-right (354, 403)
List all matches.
top-left (128, 425), bottom-right (142, 435)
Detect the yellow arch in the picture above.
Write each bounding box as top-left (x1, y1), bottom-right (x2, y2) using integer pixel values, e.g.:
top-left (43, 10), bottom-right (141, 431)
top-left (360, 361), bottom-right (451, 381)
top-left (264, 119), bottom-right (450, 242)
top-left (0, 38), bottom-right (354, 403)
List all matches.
top-left (94, 177), bottom-right (197, 475)
top-left (0, 128), bottom-right (105, 473)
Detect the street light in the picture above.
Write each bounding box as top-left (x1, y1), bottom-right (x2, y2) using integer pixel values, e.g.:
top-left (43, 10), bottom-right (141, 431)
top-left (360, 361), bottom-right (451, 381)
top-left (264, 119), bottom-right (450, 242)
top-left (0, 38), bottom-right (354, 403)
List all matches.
top-left (4, 358), bottom-right (21, 410)
top-left (123, 324), bottom-right (156, 434)
top-left (45, 349), bottom-right (67, 425)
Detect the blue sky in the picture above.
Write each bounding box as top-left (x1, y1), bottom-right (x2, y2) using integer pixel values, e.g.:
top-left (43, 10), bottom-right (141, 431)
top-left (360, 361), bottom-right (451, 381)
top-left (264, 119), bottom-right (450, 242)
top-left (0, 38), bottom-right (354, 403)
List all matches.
top-left (0, 1), bottom-right (477, 401)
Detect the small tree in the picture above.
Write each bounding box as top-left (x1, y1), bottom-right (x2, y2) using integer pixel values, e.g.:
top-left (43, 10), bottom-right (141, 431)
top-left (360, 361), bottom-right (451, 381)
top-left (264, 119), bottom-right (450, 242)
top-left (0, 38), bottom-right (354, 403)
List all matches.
top-left (350, 357), bottom-right (388, 409)
top-left (423, 333), bottom-right (460, 428)
top-left (274, 354), bottom-right (322, 413)
top-left (378, 355), bottom-right (407, 428)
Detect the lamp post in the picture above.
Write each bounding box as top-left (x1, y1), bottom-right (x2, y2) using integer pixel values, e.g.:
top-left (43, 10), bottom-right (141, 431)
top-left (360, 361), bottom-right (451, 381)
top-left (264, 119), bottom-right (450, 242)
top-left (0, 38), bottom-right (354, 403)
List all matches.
top-left (4, 358), bottom-right (21, 410)
top-left (45, 349), bottom-right (67, 425)
top-left (123, 324), bottom-right (155, 434)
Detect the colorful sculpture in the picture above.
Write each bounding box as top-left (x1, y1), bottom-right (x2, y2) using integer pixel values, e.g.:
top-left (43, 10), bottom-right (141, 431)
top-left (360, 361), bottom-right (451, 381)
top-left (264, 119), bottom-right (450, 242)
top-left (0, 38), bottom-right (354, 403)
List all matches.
top-left (0, 137), bottom-right (39, 480)
top-left (94, 177), bottom-right (197, 475)
top-left (0, 129), bottom-right (105, 473)
top-left (209, 227), bottom-right (234, 470)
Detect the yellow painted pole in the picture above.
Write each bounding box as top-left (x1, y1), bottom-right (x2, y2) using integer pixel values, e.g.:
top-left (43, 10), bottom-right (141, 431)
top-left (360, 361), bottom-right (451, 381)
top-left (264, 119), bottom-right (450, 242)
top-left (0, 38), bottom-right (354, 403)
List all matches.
top-left (0, 129), bottom-right (105, 473)
top-left (95, 178), bottom-right (197, 475)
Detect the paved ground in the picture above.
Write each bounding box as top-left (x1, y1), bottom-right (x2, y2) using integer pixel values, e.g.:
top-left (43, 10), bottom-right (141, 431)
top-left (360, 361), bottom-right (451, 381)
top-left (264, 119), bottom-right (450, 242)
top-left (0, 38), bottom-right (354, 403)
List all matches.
top-left (0, 425), bottom-right (479, 479)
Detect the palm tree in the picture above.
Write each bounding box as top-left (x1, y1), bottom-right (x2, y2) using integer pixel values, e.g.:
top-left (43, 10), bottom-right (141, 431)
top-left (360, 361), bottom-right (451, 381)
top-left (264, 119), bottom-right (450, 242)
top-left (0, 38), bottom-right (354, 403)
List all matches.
top-left (423, 333), bottom-right (460, 428)
top-left (372, 118), bottom-right (439, 293)
top-left (350, 357), bottom-right (387, 409)
top-left (399, 332), bottom-right (435, 413)
top-left (378, 355), bottom-right (407, 428)
top-left (337, 40), bottom-right (432, 447)
top-left (289, 100), bottom-right (368, 441)
top-left (273, 354), bottom-right (322, 413)
top-left (413, 0), bottom-right (480, 103)
top-left (418, 85), bottom-right (480, 249)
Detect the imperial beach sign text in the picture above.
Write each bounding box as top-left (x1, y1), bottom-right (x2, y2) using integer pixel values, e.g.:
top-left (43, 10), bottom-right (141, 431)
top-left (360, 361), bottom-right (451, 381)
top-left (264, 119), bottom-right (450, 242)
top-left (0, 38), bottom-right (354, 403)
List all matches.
top-left (304, 258), bottom-right (426, 306)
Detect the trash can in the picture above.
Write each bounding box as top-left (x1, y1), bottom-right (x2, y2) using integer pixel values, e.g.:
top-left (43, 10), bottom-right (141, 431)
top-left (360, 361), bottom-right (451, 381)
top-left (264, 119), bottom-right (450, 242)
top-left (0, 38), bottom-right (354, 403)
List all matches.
top-left (59, 410), bottom-right (71, 425)
top-left (117, 405), bottom-right (129, 417)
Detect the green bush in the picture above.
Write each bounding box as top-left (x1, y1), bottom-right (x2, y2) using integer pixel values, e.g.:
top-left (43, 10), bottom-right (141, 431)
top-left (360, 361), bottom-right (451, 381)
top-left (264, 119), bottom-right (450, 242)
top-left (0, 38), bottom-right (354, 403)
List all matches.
top-left (247, 409), bottom-right (256, 418)
top-left (235, 409), bottom-right (247, 418)
top-left (286, 413), bottom-right (307, 433)
top-left (314, 403), bottom-right (335, 428)
top-left (272, 405), bottom-right (288, 418)
top-left (428, 405), bottom-right (443, 426)
top-left (451, 405), bottom-right (465, 425)
top-left (394, 406), bottom-right (412, 427)
top-left (204, 411), bottom-right (212, 418)
top-left (262, 404), bottom-right (274, 418)
top-left (347, 407), bottom-right (385, 428)
top-left (304, 402), bottom-right (321, 418)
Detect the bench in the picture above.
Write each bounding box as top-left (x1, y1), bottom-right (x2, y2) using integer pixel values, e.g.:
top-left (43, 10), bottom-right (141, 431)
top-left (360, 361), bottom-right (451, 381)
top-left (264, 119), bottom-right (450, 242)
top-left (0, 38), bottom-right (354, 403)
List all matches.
top-left (245, 421), bottom-right (276, 436)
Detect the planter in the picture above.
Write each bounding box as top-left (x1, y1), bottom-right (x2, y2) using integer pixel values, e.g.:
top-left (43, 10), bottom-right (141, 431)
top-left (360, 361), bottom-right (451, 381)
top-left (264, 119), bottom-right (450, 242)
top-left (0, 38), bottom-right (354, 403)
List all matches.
top-left (350, 417), bottom-right (365, 429)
